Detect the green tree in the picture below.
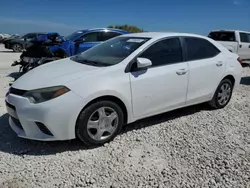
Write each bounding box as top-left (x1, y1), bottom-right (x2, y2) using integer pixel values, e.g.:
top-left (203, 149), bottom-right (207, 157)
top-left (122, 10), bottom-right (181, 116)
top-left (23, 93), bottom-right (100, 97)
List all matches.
top-left (107, 24), bottom-right (144, 33)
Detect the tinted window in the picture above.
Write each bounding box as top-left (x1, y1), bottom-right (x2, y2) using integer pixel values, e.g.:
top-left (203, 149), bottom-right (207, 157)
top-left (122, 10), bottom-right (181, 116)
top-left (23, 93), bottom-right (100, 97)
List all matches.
top-left (208, 31), bottom-right (236, 42)
top-left (240, 32), bottom-right (250, 43)
top-left (81, 32), bottom-right (101, 42)
top-left (65, 31), bottom-right (84, 41)
top-left (23, 33), bottom-right (37, 39)
top-left (99, 32), bottom-right (121, 41)
top-left (139, 38), bottom-right (183, 67)
top-left (185, 37), bottom-right (220, 61)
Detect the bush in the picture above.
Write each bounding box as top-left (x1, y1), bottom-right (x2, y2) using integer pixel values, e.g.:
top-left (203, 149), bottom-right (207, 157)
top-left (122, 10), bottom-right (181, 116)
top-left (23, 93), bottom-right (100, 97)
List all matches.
top-left (107, 25), bottom-right (144, 33)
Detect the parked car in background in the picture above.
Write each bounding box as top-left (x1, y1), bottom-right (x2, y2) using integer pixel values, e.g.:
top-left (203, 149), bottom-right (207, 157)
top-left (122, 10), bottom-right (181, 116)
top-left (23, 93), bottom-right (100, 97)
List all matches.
top-left (5, 32), bottom-right (242, 146)
top-left (64, 28), bottom-right (130, 53)
top-left (3, 32), bottom-right (47, 52)
top-left (208, 30), bottom-right (250, 61)
top-left (0, 33), bottom-right (12, 43)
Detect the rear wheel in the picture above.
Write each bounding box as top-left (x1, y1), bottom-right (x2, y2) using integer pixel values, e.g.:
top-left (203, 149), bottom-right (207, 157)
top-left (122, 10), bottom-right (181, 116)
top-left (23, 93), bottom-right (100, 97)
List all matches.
top-left (76, 101), bottom-right (124, 146)
top-left (209, 79), bottom-right (233, 109)
top-left (12, 44), bottom-right (23, 52)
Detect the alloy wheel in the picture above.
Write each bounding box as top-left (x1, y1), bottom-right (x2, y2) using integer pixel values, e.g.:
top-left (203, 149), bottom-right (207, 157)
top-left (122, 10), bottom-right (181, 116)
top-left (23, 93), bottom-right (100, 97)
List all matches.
top-left (217, 83), bottom-right (231, 106)
top-left (87, 107), bottom-right (119, 141)
top-left (12, 44), bottom-right (22, 52)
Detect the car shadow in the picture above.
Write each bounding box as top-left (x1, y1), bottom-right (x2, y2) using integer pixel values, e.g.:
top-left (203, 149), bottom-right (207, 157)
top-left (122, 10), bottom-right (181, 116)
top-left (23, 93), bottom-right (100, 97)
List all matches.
top-left (122, 103), bottom-right (210, 134)
top-left (240, 76), bottom-right (250, 86)
top-left (0, 103), bottom-right (212, 156)
top-left (7, 72), bottom-right (21, 79)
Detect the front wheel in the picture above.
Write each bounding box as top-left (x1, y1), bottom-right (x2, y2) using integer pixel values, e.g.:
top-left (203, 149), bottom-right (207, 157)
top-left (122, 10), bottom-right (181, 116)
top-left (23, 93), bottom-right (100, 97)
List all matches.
top-left (209, 79), bottom-right (233, 109)
top-left (12, 43), bottom-right (23, 52)
top-left (76, 101), bottom-right (124, 146)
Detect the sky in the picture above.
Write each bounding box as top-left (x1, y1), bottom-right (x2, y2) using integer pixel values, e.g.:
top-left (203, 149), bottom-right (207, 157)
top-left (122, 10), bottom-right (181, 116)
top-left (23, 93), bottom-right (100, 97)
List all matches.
top-left (0, 0), bottom-right (249, 36)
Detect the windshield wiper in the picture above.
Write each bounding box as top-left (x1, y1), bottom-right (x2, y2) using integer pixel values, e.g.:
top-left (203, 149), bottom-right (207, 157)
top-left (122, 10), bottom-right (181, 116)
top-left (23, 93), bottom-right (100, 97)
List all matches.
top-left (72, 57), bottom-right (105, 66)
top-left (79, 59), bottom-right (100, 65)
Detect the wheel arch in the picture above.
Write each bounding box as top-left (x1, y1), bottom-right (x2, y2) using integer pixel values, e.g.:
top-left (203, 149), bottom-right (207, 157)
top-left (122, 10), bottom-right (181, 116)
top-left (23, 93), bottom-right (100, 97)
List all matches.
top-left (211, 74), bottom-right (236, 101)
top-left (222, 74), bottom-right (235, 87)
top-left (11, 42), bottom-right (24, 51)
top-left (76, 95), bottom-right (129, 126)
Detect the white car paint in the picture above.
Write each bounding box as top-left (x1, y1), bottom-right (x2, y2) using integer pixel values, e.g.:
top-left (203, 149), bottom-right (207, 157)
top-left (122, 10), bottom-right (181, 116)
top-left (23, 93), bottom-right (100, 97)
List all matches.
top-left (5, 32), bottom-right (242, 141)
top-left (208, 30), bottom-right (250, 60)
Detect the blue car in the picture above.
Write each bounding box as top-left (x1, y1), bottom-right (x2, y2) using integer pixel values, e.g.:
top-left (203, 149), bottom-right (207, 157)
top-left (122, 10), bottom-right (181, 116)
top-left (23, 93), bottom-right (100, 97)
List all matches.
top-left (64, 28), bottom-right (130, 54)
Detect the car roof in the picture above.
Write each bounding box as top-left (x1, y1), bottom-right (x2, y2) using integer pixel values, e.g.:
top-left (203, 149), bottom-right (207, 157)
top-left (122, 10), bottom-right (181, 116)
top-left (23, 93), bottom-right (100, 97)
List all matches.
top-left (24, 32), bottom-right (48, 35)
top-left (210, 30), bottom-right (250, 34)
top-left (121, 32), bottom-right (209, 39)
top-left (77, 28), bottom-right (130, 34)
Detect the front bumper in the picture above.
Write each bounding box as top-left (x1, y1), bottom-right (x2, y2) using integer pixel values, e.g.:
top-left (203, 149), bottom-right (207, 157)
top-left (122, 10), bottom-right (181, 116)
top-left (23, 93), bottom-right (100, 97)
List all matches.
top-left (5, 89), bottom-right (84, 141)
top-left (4, 43), bottom-right (11, 49)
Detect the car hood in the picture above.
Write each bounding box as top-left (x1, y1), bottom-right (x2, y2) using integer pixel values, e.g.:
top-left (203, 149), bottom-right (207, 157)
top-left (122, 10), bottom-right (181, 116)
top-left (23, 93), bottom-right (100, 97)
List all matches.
top-left (12, 57), bottom-right (104, 90)
top-left (4, 37), bottom-right (23, 43)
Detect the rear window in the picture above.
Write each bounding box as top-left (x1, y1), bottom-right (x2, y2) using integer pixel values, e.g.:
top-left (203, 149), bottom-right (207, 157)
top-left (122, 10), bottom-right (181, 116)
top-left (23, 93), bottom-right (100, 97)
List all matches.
top-left (185, 37), bottom-right (221, 61)
top-left (208, 31), bottom-right (236, 42)
top-left (239, 32), bottom-right (250, 43)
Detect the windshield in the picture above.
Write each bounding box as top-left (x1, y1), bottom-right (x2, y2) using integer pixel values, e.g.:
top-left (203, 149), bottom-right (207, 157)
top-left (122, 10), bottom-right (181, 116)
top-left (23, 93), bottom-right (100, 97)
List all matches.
top-left (70, 36), bottom-right (150, 66)
top-left (64, 31), bottom-right (84, 41)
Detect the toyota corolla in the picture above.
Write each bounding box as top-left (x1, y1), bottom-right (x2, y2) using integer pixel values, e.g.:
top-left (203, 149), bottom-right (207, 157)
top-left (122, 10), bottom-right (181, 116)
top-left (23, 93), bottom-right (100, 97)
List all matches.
top-left (5, 32), bottom-right (242, 146)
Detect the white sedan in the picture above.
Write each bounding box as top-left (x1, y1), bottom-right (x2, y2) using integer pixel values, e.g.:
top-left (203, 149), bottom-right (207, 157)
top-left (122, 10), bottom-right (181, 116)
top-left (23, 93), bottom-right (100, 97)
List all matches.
top-left (5, 32), bottom-right (242, 146)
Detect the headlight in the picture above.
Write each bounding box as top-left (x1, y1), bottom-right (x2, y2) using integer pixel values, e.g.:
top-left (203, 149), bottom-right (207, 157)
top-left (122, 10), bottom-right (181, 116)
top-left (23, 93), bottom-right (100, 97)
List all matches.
top-left (23, 86), bottom-right (70, 104)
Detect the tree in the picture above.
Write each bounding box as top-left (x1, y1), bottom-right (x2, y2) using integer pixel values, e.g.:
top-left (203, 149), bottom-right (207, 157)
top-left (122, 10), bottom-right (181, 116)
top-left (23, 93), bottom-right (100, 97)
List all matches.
top-left (107, 24), bottom-right (144, 33)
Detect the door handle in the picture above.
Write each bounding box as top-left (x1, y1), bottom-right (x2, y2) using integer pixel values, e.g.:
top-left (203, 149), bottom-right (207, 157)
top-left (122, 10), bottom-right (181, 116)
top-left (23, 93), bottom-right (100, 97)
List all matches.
top-left (216, 61), bottom-right (223, 66)
top-left (176, 69), bottom-right (188, 75)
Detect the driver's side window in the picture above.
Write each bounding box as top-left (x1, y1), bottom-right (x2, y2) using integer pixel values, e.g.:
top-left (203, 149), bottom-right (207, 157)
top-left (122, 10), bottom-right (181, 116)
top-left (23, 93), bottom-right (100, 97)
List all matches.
top-left (139, 37), bottom-right (183, 67)
top-left (80, 32), bottom-right (100, 42)
top-left (25, 34), bottom-right (36, 39)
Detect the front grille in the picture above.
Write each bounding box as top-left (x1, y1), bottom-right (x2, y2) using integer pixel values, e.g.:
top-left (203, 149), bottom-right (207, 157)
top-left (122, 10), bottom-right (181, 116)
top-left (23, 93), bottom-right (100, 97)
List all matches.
top-left (36, 122), bottom-right (53, 136)
top-left (5, 100), bottom-right (16, 110)
top-left (11, 117), bottom-right (23, 130)
top-left (9, 87), bottom-right (27, 96)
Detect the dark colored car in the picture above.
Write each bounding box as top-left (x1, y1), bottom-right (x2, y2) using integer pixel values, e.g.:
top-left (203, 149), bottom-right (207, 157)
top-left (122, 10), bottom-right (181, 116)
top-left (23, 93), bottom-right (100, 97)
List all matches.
top-left (64, 28), bottom-right (130, 54)
top-left (3, 32), bottom-right (47, 52)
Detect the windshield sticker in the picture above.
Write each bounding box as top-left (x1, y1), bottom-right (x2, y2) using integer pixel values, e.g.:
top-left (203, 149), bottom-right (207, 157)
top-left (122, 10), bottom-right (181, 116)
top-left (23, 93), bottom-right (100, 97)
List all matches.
top-left (127, 39), bottom-right (145, 43)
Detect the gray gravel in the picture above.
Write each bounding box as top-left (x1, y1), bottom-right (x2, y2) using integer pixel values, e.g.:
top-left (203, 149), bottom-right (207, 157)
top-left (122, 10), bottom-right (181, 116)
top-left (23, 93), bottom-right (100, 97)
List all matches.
top-left (0, 47), bottom-right (249, 188)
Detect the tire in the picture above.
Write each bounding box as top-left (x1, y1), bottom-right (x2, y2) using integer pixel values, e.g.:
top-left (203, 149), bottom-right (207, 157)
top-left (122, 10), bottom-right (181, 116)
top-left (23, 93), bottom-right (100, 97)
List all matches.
top-left (209, 79), bottom-right (233, 109)
top-left (12, 43), bottom-right (23, 52)
top-left (76, 100), bottom-right (124, 146)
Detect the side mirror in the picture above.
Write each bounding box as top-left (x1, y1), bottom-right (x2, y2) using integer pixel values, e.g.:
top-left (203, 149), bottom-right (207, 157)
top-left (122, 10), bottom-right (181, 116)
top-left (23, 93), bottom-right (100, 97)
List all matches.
top-left (136, 57), bottom-right (152, 68)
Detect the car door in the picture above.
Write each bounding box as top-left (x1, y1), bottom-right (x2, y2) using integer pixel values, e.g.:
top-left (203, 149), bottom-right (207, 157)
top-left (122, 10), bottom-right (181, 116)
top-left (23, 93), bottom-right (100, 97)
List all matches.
top-left (129, 37), bottom-right (189, 119)
top-left (183, 37), bottom-right (225, 105)
top-left (76, 32), bottom-right (102, 53)
top-left (21, 33), bottom-right (37, 48)
top-left (238, 32), bottom-right (250, 60)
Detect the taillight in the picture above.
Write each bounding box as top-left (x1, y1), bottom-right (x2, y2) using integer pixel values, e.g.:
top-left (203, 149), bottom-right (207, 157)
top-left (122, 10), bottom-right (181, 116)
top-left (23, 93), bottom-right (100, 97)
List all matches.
top-left (237, 57), bottom-right (243, 65)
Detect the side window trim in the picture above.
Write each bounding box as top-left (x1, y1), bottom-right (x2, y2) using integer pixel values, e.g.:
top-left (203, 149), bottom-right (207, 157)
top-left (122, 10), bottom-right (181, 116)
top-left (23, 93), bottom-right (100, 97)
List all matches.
top-left (183, 36), bottom-right (221, 62)
top-left (125, 36), bottom-right (184, 73)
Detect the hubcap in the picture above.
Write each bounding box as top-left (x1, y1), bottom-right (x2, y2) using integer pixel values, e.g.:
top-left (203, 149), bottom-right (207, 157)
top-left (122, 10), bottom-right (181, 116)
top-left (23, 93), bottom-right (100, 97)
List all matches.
top-left (87, 107), bottom-right (118, 141)
top-left (13, 44), bottom-right (21, 52)
top-left (217, 83), bottom-right (231, 106)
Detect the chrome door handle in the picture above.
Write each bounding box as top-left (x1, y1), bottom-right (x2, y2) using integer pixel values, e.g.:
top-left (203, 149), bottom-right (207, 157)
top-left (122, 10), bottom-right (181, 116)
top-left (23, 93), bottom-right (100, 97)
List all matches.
top-left (216, 61), bottom-right (223, 66)
top-left (176, 69), bottom-right (188, 75)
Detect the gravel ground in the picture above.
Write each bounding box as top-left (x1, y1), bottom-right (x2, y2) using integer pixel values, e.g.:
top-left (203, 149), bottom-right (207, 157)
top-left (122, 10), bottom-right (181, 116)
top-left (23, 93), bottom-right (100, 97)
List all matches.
top-left (0, 45), bottom-right (249, 188)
